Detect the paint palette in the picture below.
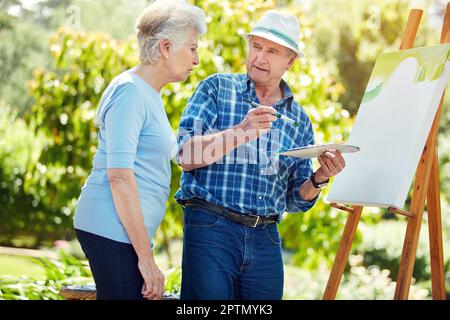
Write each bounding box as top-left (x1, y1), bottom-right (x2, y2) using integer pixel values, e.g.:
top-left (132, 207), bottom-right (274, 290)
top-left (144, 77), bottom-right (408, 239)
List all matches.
top-left (278, 144), bottom-right (360, 159)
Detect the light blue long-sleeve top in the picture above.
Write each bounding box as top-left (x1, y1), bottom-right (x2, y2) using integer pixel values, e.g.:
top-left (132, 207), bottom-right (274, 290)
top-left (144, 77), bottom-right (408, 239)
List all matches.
top-left (74, 69), bottom-right (177, 244)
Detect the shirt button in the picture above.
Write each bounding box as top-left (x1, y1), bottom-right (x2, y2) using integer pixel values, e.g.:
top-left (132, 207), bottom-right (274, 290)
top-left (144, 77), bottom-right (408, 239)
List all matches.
top-left (259, 196), bottom-right (262, 200)
top-left (260, 170), bottom-right (264, 174)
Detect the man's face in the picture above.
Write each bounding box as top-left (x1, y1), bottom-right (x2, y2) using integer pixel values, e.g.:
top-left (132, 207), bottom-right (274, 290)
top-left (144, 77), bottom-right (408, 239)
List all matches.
top-left (246, 35), bottom-right (296, 86)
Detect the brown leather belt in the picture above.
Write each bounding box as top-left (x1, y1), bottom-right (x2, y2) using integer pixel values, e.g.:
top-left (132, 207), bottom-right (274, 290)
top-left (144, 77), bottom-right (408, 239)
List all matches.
top-left (182, 198), bottom-right (278, 228)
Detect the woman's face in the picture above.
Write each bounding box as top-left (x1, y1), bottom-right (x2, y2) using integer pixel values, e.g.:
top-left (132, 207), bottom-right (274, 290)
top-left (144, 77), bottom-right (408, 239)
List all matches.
top-left (166, 27), bottom-right (200, 82)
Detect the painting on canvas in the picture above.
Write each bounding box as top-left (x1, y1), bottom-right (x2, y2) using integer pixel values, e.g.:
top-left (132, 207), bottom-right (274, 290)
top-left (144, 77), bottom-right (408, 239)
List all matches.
top-left (327, 44), bottom-right (450, 208)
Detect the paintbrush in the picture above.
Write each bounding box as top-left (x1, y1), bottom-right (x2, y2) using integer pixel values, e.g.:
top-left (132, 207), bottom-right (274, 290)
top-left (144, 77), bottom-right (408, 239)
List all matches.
top-left (243, 98), bottom-right (300, 127)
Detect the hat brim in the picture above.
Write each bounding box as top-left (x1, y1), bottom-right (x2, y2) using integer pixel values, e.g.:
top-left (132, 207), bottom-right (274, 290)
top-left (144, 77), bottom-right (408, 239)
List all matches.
top-left (241, 31), bottom-right (304, 58)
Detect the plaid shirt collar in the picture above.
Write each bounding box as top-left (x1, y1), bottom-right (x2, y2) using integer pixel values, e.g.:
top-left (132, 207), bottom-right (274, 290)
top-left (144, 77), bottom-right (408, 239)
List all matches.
top-left (238, 73), bottom-right (295, 110)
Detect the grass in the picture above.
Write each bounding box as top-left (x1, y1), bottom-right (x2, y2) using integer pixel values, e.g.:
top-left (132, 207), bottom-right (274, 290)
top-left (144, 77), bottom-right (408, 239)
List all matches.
top-left (0, 254), bottom-right (46, 279)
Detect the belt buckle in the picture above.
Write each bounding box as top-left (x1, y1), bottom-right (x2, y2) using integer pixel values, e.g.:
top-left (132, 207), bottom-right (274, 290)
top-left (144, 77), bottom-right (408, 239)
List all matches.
top-left (248, 214), bottom-right (260, 228)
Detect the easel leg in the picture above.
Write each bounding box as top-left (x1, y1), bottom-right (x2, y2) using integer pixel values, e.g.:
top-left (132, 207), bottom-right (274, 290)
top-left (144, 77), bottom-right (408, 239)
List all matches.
top-left (425, 1), bottom-right (450, 300)
top-left (394, 108), bottom-right (440, 299)
top-left (394, 210), bottom-right (425, 299)
top-left (427, 146), bottom-right (446, 299)
top-left (323, 206), bottom-right (363, 300)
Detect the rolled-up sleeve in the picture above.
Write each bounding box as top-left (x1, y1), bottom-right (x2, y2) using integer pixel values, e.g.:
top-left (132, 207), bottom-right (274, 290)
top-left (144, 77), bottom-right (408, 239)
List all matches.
top-left (103, 84), bottom-right (145, 169)
top-left (285, 119), bottom-right (318, 213)
top-left (175, 78), bottom-right (218, 164)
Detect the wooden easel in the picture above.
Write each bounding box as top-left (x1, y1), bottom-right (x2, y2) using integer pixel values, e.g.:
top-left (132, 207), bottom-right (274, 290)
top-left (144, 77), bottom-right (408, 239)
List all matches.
top-left (323, 4), bottom-right (450, 300)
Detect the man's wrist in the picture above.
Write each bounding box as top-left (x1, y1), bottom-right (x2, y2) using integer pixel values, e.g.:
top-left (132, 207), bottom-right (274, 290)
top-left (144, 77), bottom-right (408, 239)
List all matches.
top-left (311, 171), bottom-right (329, 189)
top-left (313, 171), bottom-right (329, 184)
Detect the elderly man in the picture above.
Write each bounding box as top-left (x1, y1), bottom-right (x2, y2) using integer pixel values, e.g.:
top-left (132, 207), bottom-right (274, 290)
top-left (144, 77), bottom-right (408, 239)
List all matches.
top-left (175, 10), bottom-right (345, 300)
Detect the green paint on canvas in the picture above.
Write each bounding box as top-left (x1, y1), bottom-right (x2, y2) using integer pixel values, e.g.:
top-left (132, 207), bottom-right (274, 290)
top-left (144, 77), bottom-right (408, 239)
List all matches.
top-left (361, 44), bottom-right (450, 103)
top-left (361, 82), bottom-right (382, 104)
top-left (373, 44), bottom-right (450, 82)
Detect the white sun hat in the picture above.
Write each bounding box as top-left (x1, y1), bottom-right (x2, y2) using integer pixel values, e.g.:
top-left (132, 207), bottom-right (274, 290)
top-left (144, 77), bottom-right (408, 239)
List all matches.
top-left (241, 10), bottom-right (304, 58)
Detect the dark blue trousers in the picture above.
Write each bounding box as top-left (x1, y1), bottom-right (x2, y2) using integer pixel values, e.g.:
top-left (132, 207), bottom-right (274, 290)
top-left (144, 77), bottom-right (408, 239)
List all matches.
top-left (75, 229), bottom-right (145, 300)
top-left (180, 205), bottom-right (284, 300)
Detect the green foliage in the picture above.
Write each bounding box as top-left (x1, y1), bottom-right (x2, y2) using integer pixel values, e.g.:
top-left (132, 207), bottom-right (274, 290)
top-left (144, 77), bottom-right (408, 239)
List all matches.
top-left (163, 267), bottom-right (182, 296)
top-left (0, 105), bottom-right (52, 244)
top-left (73, 0), bottom-right (148, 40)
top-left (0, 250), bottom-right (92, 300)
top-left (0, 254), bottom-right (46, 279)
top-left (438, 102), bottom-right (450, 233)
top-left (354, 220), bottom-right (450, 286)
top-left (283, 255), bottom-right (430, 300)
top-left (336, 258), bottom-right (429, 300)
top-left (0, 19), bottom-right (51, 114)
top-left (0, 1), bottom-right (16, 31)
top-left (280, 193), bottom-right (349, 269)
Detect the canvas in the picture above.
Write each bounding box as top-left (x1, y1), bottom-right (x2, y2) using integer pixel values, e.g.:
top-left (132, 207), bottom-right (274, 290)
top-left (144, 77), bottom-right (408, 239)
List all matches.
top-left (327, 44), bottom-right (450, 208)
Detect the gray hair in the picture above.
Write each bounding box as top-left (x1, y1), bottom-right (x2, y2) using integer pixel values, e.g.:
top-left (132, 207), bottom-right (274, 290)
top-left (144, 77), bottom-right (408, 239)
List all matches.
top-left (135, 0), bottom-right (207, 65)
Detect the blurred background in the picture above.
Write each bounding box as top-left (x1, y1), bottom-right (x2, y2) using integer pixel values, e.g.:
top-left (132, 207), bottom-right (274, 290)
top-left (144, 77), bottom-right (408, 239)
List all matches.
top-left (1, 0), bottom-right (450, 300)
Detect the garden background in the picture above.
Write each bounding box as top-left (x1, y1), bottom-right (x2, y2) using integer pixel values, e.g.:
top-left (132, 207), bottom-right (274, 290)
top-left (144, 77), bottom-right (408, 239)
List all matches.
top-left (1, 0), bottom-right (450, 299)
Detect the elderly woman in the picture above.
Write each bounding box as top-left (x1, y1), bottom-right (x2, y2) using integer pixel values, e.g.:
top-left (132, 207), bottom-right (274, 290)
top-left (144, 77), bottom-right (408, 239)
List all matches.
top-left (73, 0), bottom-right (206, 300)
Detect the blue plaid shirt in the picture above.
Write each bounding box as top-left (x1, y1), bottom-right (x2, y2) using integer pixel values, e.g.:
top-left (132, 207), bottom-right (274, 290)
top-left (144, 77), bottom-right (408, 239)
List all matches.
top-left (175, 73), bottom-right (318, 218)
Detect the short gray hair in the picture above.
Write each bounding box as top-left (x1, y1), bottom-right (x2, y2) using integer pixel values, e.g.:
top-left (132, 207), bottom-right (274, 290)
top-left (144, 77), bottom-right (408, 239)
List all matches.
top-left (135, 0), bottom-right (207, 65)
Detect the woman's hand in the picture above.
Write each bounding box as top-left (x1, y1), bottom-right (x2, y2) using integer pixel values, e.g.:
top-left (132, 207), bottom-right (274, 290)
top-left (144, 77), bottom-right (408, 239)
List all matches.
top-left (138, 257), bottom-right (165, 300)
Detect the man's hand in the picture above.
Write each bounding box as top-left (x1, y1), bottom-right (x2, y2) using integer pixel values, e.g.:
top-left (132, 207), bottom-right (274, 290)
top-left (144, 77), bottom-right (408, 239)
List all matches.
top-left (315, 150), bottom-right (346, 182)
top-left (139, 257), bottom-right (165, 300)
top-left (234, 106), bottom-right (277, 142)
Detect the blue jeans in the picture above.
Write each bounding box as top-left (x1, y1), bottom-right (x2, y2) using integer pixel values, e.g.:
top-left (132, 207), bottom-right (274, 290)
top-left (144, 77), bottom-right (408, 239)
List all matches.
top-left (75, 229), bottom-right (145, 300)
top-left (180, 205), bottom-right (284, 300)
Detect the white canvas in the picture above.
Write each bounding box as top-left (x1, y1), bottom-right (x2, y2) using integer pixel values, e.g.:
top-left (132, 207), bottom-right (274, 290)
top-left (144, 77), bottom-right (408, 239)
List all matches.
top-left (327, 44), bottom-right (450, 209)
